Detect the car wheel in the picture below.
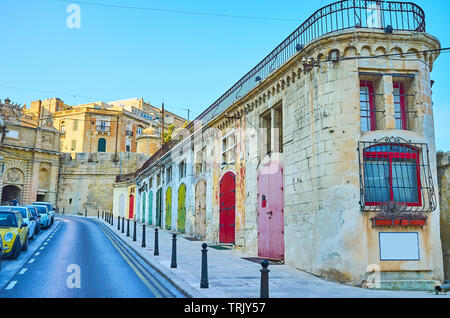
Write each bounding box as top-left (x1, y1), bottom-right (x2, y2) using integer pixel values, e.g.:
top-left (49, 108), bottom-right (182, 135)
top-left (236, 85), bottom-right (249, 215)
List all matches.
top-left (21, 235), bottom-right (29, 251)
top-left (9, 239), bottom-right (22, 260)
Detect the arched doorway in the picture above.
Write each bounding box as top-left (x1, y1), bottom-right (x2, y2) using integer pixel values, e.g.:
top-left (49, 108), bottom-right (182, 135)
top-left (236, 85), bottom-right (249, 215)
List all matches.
top-left (219, 172), bottom-right (236, 244)
top-left (98, 138), bottom-right (106, 152)
top-left (257, 161), bottom-right (284, 260)
top-left (148, 190), bottom-right (153, 225)
top-left (156, 188), bottom-right (162, 227)
top-left (177, 184), bottom-right (186, 234)
top-left (195, 180), bottom-right (206, 238)
top-left (165, 187), bottom-right (172, 230)
top-left (119, 194), bottom-right (125, 217)
top-left (141, 192), bottom-right (146, 223)
top-left (1, 185), bottom-right (21, 205)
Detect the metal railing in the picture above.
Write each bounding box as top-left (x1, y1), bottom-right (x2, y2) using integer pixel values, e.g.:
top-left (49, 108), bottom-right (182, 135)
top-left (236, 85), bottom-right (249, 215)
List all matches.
top-left (358, 137), bottom-right (436, 213)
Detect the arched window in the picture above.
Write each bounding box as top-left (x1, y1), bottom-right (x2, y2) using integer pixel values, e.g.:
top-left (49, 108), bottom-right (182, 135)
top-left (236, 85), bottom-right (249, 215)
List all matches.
top-left (98, 138), bottom-right (106, 152)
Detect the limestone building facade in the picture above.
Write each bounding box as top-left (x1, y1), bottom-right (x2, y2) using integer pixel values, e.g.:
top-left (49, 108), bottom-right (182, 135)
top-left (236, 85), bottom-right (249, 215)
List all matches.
top-left (0, 99), bottom-right (61, 206)
top-left (438, 152), bottom-right (450, 280)
top-left (115, 1), bottom-right (445, 289)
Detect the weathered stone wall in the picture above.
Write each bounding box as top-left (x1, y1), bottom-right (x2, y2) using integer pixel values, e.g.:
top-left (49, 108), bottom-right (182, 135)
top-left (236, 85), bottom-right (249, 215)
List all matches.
top-left (58, 152), bottom-right (148, 215)
top-left (438, 152), bottom-right (450, 280)
top-left (0, 122), bottom-right (61, 206)
top-left (241, 29), bottom-right (443, 287)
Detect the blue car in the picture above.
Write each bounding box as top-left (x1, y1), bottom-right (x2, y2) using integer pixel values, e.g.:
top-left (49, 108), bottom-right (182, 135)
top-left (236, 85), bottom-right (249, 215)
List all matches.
top-left (26, 205), bottom-right (50, 230)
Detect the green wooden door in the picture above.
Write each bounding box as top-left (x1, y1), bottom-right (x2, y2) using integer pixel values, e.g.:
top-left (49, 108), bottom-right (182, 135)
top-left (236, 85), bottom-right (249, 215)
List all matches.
top-left (148, 190), bottom-right (153, 225)
top-left (142, 193), bottom-right (146, 223)
top-left (165, 187), bottom-right (172, 230)
top-left (177, 184), bottom-right (186, 234)
top-left (156, 188), bottom-right (162, 227)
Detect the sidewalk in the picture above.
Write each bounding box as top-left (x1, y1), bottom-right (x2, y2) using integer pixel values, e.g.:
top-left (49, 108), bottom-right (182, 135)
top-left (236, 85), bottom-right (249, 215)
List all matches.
top-left (96, 215), bottom-right (448, 298)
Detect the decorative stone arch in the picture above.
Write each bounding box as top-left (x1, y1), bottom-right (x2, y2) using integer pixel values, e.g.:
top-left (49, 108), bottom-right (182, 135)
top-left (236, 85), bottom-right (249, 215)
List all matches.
top-left (375, 46), bottom-right (387, 56)
top-left (343, 46), bottom-right (357, 57)
top-left (1, 184), bottom-right (22, 205)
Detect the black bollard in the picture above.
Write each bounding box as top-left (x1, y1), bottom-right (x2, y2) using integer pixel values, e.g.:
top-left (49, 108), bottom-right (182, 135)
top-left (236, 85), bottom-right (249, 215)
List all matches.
top-left (63, 207), bottom-right (65, 215)
top-left (126, 219), bottom-right (130, 237)
top-left (118, 216), bottom-right (121, 231)
top-left (141, 224), bottom-right (146, 248)
top-left (260, 260), bottom-right (270, 298)
top-left (85, 210), bottom-right (87, 217)
top-left (171, 233), bottom-right (177, 268)
top-left (133, 220), bottom-right (137, 241)
top-left (111, 213), bottom-right (114, 226)
top-left (97, 210), bottom-right (99, 218)
top-left (154, 228), bottom-right (159, 256)
top-left (200, 243), bottom-right (209, 288)
top-left (121, 217), bottom-right (124, 234)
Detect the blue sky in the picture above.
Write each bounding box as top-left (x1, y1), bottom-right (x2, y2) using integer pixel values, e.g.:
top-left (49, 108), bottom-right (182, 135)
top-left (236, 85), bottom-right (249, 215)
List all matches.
top-left (0, 0), bottom-right (449, 151)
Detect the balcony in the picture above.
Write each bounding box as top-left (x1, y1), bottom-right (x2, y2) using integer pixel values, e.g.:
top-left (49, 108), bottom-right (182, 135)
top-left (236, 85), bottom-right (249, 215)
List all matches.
top-left (96, 125), bottom-right (110, 132)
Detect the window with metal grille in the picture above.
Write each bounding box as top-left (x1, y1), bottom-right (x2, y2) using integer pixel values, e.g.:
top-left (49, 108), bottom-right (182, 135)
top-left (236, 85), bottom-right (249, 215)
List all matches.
top-left (358, 137), bottom-right (436, 212)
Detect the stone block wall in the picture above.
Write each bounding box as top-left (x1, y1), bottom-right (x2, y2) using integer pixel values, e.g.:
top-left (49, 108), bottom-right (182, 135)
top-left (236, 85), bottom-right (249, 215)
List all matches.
top-left (57, 152), bottom-right (148, 215)
top-left (438, 152), bottom-right (450, 280)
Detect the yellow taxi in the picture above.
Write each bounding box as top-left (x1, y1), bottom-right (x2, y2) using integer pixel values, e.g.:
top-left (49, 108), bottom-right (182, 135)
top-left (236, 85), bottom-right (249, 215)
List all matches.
top-left (0, 209), bottom-right (29, 260)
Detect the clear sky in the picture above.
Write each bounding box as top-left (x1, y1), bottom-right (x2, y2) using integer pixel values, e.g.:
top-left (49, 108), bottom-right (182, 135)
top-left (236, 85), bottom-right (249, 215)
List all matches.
top-left (0, 0), bottom-right (449, 151)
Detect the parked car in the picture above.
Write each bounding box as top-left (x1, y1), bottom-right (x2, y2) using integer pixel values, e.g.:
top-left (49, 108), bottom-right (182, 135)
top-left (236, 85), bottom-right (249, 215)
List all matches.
top-left (0, 234), bottom-right (3, 271)
top-left (27, 206), bottom-right (41, 236)
top-left (0, 210), bottom-right (28, 260)
top-left (26, 205), bottom-right (50, 230)
top-left (8, 206), bottom-right (37, 241)
top-left (33, 202), bottom-right (55, 226)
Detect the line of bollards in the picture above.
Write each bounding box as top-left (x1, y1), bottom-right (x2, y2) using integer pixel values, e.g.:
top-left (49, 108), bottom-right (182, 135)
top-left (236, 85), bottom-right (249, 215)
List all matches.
top-left (101, 213), bottom-right (269, 297)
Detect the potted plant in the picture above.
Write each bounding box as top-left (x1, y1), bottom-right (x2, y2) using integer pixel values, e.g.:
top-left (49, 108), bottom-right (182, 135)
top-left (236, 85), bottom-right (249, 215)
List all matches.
top-left (370, 201), bottom-right (428, 227)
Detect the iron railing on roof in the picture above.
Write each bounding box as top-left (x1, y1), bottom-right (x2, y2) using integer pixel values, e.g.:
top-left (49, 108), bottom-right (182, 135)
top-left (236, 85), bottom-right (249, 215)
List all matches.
top-left (118, 0), bottom-right (427, 183)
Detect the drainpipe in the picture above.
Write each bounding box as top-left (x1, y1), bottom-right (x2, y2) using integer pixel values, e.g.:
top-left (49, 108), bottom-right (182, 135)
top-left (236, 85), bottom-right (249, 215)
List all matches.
top-left (435, 282), bottom-right (450, 293)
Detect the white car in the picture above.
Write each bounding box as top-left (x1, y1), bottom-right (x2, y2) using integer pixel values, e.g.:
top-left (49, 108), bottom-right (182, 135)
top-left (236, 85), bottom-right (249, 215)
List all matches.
top-left (33, 202), bottom-right (55, 226)
top-left (10, 206), bottom-right (37, 240)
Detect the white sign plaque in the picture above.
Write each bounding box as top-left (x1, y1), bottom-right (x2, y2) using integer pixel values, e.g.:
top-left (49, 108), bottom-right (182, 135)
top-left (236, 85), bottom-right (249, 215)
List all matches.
top-left (379, 232), bottom-right (420, 261)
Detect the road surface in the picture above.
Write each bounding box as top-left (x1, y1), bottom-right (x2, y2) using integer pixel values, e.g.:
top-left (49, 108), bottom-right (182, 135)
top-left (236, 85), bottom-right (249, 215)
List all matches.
top-left (0, 215), bottom-right (185, 298)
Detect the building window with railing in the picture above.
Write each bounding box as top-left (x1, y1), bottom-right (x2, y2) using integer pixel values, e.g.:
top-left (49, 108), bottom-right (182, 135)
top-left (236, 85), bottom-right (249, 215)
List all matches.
top-left (359, 75), bottom-right (384, 132)
top-left (179, 160), bottom-right (186, 180)
top-left (358, 137), bottom-right (436, 212)
top-left (166, 166), bottom-right (172, 183)
top-left (221, 131), bottom-right (236, 167)
top-left (392, 75), bottom-right (415, 131)
top-left (260, 103), bottom-right (283, 158)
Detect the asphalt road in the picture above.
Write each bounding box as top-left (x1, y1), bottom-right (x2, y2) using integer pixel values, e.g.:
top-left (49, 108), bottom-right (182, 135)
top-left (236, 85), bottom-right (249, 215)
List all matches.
top-left (0, 215), bottom-right (185, 298)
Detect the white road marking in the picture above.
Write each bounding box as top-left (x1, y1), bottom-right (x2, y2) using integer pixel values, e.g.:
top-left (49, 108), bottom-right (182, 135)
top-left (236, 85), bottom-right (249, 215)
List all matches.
top-left (28, 258), bottom-right (36, 264)
top-left (19, 268), bottom-right (28, 275)
top-left (44, 243), bottom-right (48, 245)
top-left (35, 252), bottom-right (40, 256)
top-left (5, 281), bottom-right (17, 290)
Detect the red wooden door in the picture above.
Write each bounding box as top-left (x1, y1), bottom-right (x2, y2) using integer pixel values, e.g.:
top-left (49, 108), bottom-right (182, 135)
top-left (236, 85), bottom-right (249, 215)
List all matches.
top-left (129, 194), bottom-right (134, 219)
top-left (257, 162), bottom-right (284, 260)
top-left (219, 172), bottom-right (236, 244)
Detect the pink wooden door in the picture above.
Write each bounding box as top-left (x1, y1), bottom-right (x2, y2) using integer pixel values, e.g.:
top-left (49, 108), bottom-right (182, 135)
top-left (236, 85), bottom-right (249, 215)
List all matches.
top-left (129, 194), bottom-right (134, 219)
top-left (257, 162), bottom-right (284, 260)
top-left (219, 172), bottom-right (236, 244)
